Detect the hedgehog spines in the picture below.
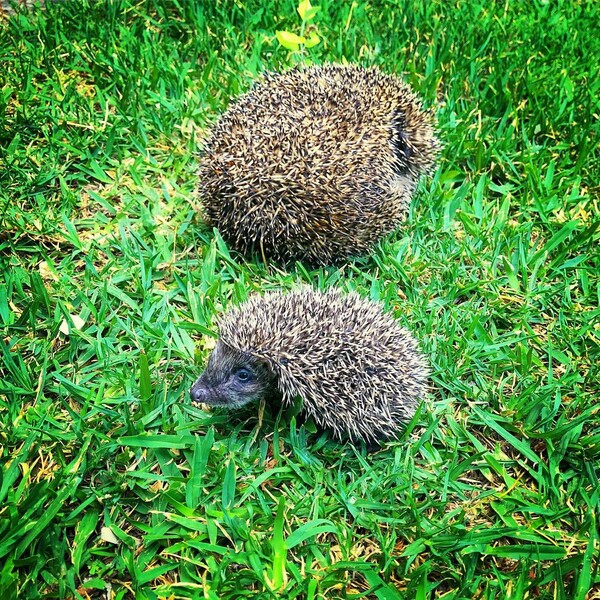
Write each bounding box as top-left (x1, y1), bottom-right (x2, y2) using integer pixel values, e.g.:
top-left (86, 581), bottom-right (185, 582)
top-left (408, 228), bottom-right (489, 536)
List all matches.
top-left (198, 63), bottom-right (440, 265)
top-left (211, 286), bottom-right (428, 443)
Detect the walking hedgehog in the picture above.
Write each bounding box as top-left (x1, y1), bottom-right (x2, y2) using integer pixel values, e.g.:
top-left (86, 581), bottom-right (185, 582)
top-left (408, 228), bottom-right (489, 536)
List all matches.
top-left (190, 287), bottom-right (428, 443)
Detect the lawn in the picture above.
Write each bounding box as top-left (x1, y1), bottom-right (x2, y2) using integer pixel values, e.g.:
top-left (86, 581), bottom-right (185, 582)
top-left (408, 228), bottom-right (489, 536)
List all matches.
top-left (1, 0), bottom-right (599, 598)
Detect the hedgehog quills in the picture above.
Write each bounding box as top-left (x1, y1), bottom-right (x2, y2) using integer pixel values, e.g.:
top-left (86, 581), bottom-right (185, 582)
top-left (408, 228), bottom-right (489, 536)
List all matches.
top-left (198, 63), bottom-right (439, 264)
top-left (190, 287), bottom-right (429, 443)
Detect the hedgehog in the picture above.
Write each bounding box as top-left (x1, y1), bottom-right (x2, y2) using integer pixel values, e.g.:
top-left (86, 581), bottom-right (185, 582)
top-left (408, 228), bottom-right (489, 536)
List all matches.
top-left (189, 286), bottom-right (428, 443)
top-left (198, 63), bottom-right (440, 265)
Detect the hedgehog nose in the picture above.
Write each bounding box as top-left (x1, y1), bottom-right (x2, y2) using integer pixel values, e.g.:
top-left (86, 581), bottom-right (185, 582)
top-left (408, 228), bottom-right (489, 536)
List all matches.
top-left (190, 386), bottom-right (208, 404)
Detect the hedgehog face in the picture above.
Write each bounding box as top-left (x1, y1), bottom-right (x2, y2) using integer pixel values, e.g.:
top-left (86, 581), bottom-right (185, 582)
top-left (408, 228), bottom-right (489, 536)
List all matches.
top-left (189, 341), bottom-right (275, 408)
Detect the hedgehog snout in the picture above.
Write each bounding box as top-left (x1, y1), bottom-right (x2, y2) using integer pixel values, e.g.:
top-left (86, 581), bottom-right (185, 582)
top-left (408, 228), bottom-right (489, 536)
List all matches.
top-left (189, 377), bottom-right (232, 408)
top-left (189, 382), bottom-right (209, 405)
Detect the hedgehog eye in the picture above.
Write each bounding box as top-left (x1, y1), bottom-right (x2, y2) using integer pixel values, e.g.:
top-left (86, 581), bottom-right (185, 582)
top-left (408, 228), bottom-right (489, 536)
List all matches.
top-left (235, 368), bottom-right (254, 382)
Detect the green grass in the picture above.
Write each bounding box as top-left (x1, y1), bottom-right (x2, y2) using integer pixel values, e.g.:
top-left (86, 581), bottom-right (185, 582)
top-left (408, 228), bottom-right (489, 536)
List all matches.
top-left (1, 0), bottom-right (599, 598)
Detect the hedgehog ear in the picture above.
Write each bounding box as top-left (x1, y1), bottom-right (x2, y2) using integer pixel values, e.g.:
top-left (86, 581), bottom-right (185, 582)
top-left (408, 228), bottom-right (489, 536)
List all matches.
top-left (245, 352), bottom-right (278, 381)
top-left (263, 358), bottom-right (279, 378)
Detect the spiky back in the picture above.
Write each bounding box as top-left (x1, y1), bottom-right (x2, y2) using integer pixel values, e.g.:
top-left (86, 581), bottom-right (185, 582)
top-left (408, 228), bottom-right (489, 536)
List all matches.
top-left (199, 63), bottom-right (440, 264)
top-left (217, 287), bottom-right (428, 442)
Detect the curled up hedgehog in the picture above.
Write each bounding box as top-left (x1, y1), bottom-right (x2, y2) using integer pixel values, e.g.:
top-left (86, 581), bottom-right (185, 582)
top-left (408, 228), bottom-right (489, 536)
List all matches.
top-left (189, 287), bottom-right (428, 443)
top-left (198, 63), bottom-right (440, 264)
